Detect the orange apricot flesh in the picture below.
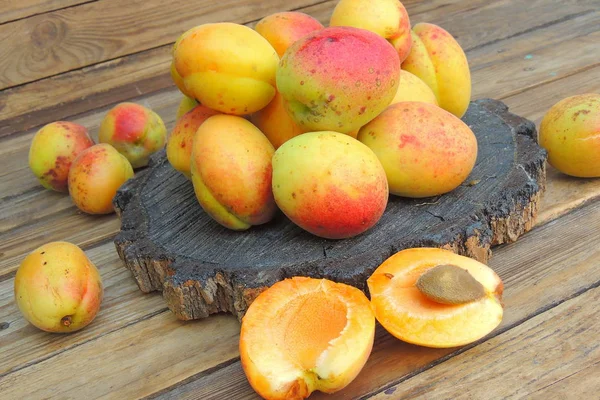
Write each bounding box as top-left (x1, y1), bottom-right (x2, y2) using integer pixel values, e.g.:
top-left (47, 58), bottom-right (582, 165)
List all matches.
top-left (367, 248), bottom-right (503, 348)
top-left (240, 277), bottom-right (375, 400)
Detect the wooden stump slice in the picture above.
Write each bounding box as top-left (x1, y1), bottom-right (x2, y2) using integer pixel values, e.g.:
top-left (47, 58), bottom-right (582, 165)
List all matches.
top-left (113, 99), bottom-right (547, 321)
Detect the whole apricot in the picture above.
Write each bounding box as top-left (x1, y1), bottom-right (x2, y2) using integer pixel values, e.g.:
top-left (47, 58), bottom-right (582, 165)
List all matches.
top-left (191, 115), bottom-right (277, 230)
top-left (402, 23), bottom-right (471, 118)
top-left (14, 241), bottom-right (103, 333)
top-left (272, 131), bottom-right (389, 239)
top-left (170, 61), bottom-right (194, 99)
top-left (176, 95), bottom-right (199, 119)
top-left (358, 102), bottom-right (477, 198)
top-left (173, 23), bottom-right (279, 115)
top-left (277, 26), bottom-right (400, 135)
top-left (68, 143), bottom-right (134, 214)
top-left (255, 12), bottom-right (324, 58)
top-left (330, 0), bottom-right (412, 62)
top-left (539, 93), bottom-right (600, 177)
top-left (250, 91), bottom-right (304, 149)
top-left (28, 122), bottom-right (95, 192)
top-left (390, 70), bottom-right (438, 106)
top-left (98, 102), bottom-right (166, 168)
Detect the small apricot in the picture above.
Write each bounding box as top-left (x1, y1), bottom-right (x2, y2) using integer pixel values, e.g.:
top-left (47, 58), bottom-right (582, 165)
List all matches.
top-left (14, 241), bottom-right (103, 333)
top-left (390, 70), bottom-right (438, 106)
top-left (250, 91), bottom-right (305, 149)
top-left (255, 11), bottom-right (324, 58)
top-left (367, 248), bottom-right (504, 348)
top-left (68, 143), bottom-right (134, 214)
top-left (240, 277), bottom-right (375, 399)
top-left (176, 95), bottom-right (199, 119)
top-left (28, 122), bottom-right (95, 192)
top-left (538, 93), bottom-right (600, 177)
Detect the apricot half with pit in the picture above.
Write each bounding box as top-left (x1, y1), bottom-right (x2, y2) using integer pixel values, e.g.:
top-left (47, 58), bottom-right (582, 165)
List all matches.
top-left (367, 248), bottom-right (504, 348)
top-left (240, 277), bottom-right (375, 399)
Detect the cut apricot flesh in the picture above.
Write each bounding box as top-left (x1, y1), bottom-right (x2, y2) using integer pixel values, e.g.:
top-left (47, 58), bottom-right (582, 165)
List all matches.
top-left (367, 248), bottom-right (504, 348)
top-left (240, 277), bottom-right (375, 400)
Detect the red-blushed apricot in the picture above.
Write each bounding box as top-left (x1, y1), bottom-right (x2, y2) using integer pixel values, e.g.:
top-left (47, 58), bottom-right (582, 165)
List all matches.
top-left (173, 23), bottom-right (279, 115)
top-left (390, 70), bottom-right (438, 106)
top-left (68, 143), bottom-right (134, 214)
top-left (367, 247), bottom-right (504, 348)
top-left (539, 93), bottom-right (600, 177)
top-left (276, 26), bottom-right (400, 135)
top-left (255, 12), bottom-right (324, 58)
top-left (272, 131), bottom-right (388, 239)
top-left (402, 23), bottom-right (471, 118)
top-left (190, 115), bottom-right (277, 230)
top-left (14, 241), bottom-right (103, 333)
top-left (28, 122), bottom-right (95, 192)
top-left (167, 105), bottom-right (221, 178)
top-left (358, 102), bottom-right (477, 198)
top-left (240, 277), bottom-right (375, 399)
top-left (176, 95), bottom-right (199, 119)
top-left (250, 91), bottom-right (305, 149)
top-left (98, 102), bottom-right (166, 168)
top-left (330, 0), bottom-right (412, 62)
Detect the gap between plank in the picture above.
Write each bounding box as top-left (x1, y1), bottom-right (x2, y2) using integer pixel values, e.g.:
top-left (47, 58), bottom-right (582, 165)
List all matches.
top-left (0, 0), bottom-right (100, 26)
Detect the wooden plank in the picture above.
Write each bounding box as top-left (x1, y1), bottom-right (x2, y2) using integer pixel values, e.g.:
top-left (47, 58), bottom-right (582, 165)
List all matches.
top-left (0, 240), bottom-right (167, 376)
top-left (0, 0), bottom-right (93, 24)
top-left (121, 198), bottom-right (600, 399)
top-left (0, 0), bottom-right (322, 90)
top-left (528, 362), bottom-right (600, 399)
top-left (3, 0), bottom-right (593, 139)
top-left (369, 286), bottom-right (600, 399)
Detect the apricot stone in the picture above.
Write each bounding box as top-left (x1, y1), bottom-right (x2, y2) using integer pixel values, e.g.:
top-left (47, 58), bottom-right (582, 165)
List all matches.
top-left (28, 122), bottom-right (95, 192)
top-left (367, 247), bottom-right (504, 348)
top-left (14, 241), bottom-right (103, 333)
top-left (98, 102), bottom-right (167, 168)
top-left (173, 23), bottom-right (279, 115)
top-left (240, 277), bottom-right (375, 399)
top-left (390, 70), bottom-right (438, 106)
top-left (272, 131), bottom-right (389, 239)
top-left (277, 26), bottom-right (400, 135)
top-left (68, 143), bottom-right (134, 214)
top-left (250, 91), bottom-right (304, 149)
top-left (167, 105), bottom-right (221, 178)
top-left (358, 102), bottom-right (477, 198)
top-left (402, 23), bottom-right (471, 118)
top-left (255, 12), bottom-right (324, 58)
top-left (539, 93), bottom-right (600, 177)
top-left (330, 0), bottom-right (412, 62)
top-left (191, 115), bottom-right (277, 230)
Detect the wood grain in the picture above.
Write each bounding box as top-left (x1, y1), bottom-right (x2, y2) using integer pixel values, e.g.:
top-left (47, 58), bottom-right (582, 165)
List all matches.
top-left (0, 0), bottom-right (94, 24)
top-left (370, 286), bottom-right (600, 399)
top-left (528, 362), bottom-right (600, 399)
top-left (132, 198), bottom-right (600, 399)
top-left (0, 0), bottom-right (322, 90)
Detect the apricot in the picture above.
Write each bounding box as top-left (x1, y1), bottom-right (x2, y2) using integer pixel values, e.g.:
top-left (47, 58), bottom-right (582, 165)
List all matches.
top-left (277, 26), bottom-right (400, 135)
top-left (272, 131), bottom-right (388, 239)
top-left (190, 115), bottom-right (277, 230)
top-left (358, 102), bottom-right (477, 198)
top-left (402, 23), bottom-right (471, 118)
top-left (250, 91), bottom-right (304, 149)
top-left (176, 95), bottom-right (199, 119)
top-left (539, 93), bottom-right (600, 177)
top-left (14, 241), bottom-right (103, 333)
top-left (173, 23), bottom-right (279, 115)
top-left (240, 277), bottom-right (375, 399)
top-left (167, 105), bottom-right (221, 178)
top-left (98, 102), bottom-right (167, 168)
top-left (367, 247), bottom-right (504, 348)
top-left (28, 122), bottom-right (95, 192)
top-left (330, 0), bottom-right (412, 62)
top-left (68, 143), bottom-right (134, 214)
top-left (170, 61), bottom-right (194, 99)
top-left (255, 11), bottom-right (324, 58)
top-left (390, 70), bottom-right (438, 106)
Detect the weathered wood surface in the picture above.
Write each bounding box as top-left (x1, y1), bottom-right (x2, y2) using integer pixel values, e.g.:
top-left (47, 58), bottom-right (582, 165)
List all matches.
top-left (1, 0), bottom-right (599, 398)
top-left (113, 99), bottom-right (546, 320)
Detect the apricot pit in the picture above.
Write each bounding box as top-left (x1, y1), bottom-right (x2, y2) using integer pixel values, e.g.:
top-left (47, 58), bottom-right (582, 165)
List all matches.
top-left (415, 264), bottom-right (486, 305)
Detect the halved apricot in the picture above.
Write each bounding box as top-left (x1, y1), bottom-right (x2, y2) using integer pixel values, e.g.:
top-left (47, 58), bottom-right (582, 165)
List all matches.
top-left (367, 248), bottom-right (503, 348)
top-left (240, 277), bottom-right (375, 400)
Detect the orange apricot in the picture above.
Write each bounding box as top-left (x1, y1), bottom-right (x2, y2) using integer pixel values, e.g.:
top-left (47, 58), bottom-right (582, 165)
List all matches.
top-left (367, 248), bottom-right (504, 348)
top-left (240, 277), bottom-right (375, 399)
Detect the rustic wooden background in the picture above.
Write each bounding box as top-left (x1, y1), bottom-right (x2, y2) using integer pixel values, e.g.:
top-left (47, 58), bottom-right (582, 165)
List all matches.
top-left (1, 0), bottom-right (599, 398)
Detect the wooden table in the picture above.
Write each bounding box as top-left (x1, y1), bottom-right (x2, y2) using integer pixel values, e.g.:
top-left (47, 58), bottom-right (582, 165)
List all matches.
top-left (1, 0), bottom-right (599, 398)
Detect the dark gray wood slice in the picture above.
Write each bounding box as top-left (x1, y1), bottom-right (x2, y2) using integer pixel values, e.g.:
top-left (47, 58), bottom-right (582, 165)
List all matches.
top-left (113, 99), bottom-right (547, 321)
